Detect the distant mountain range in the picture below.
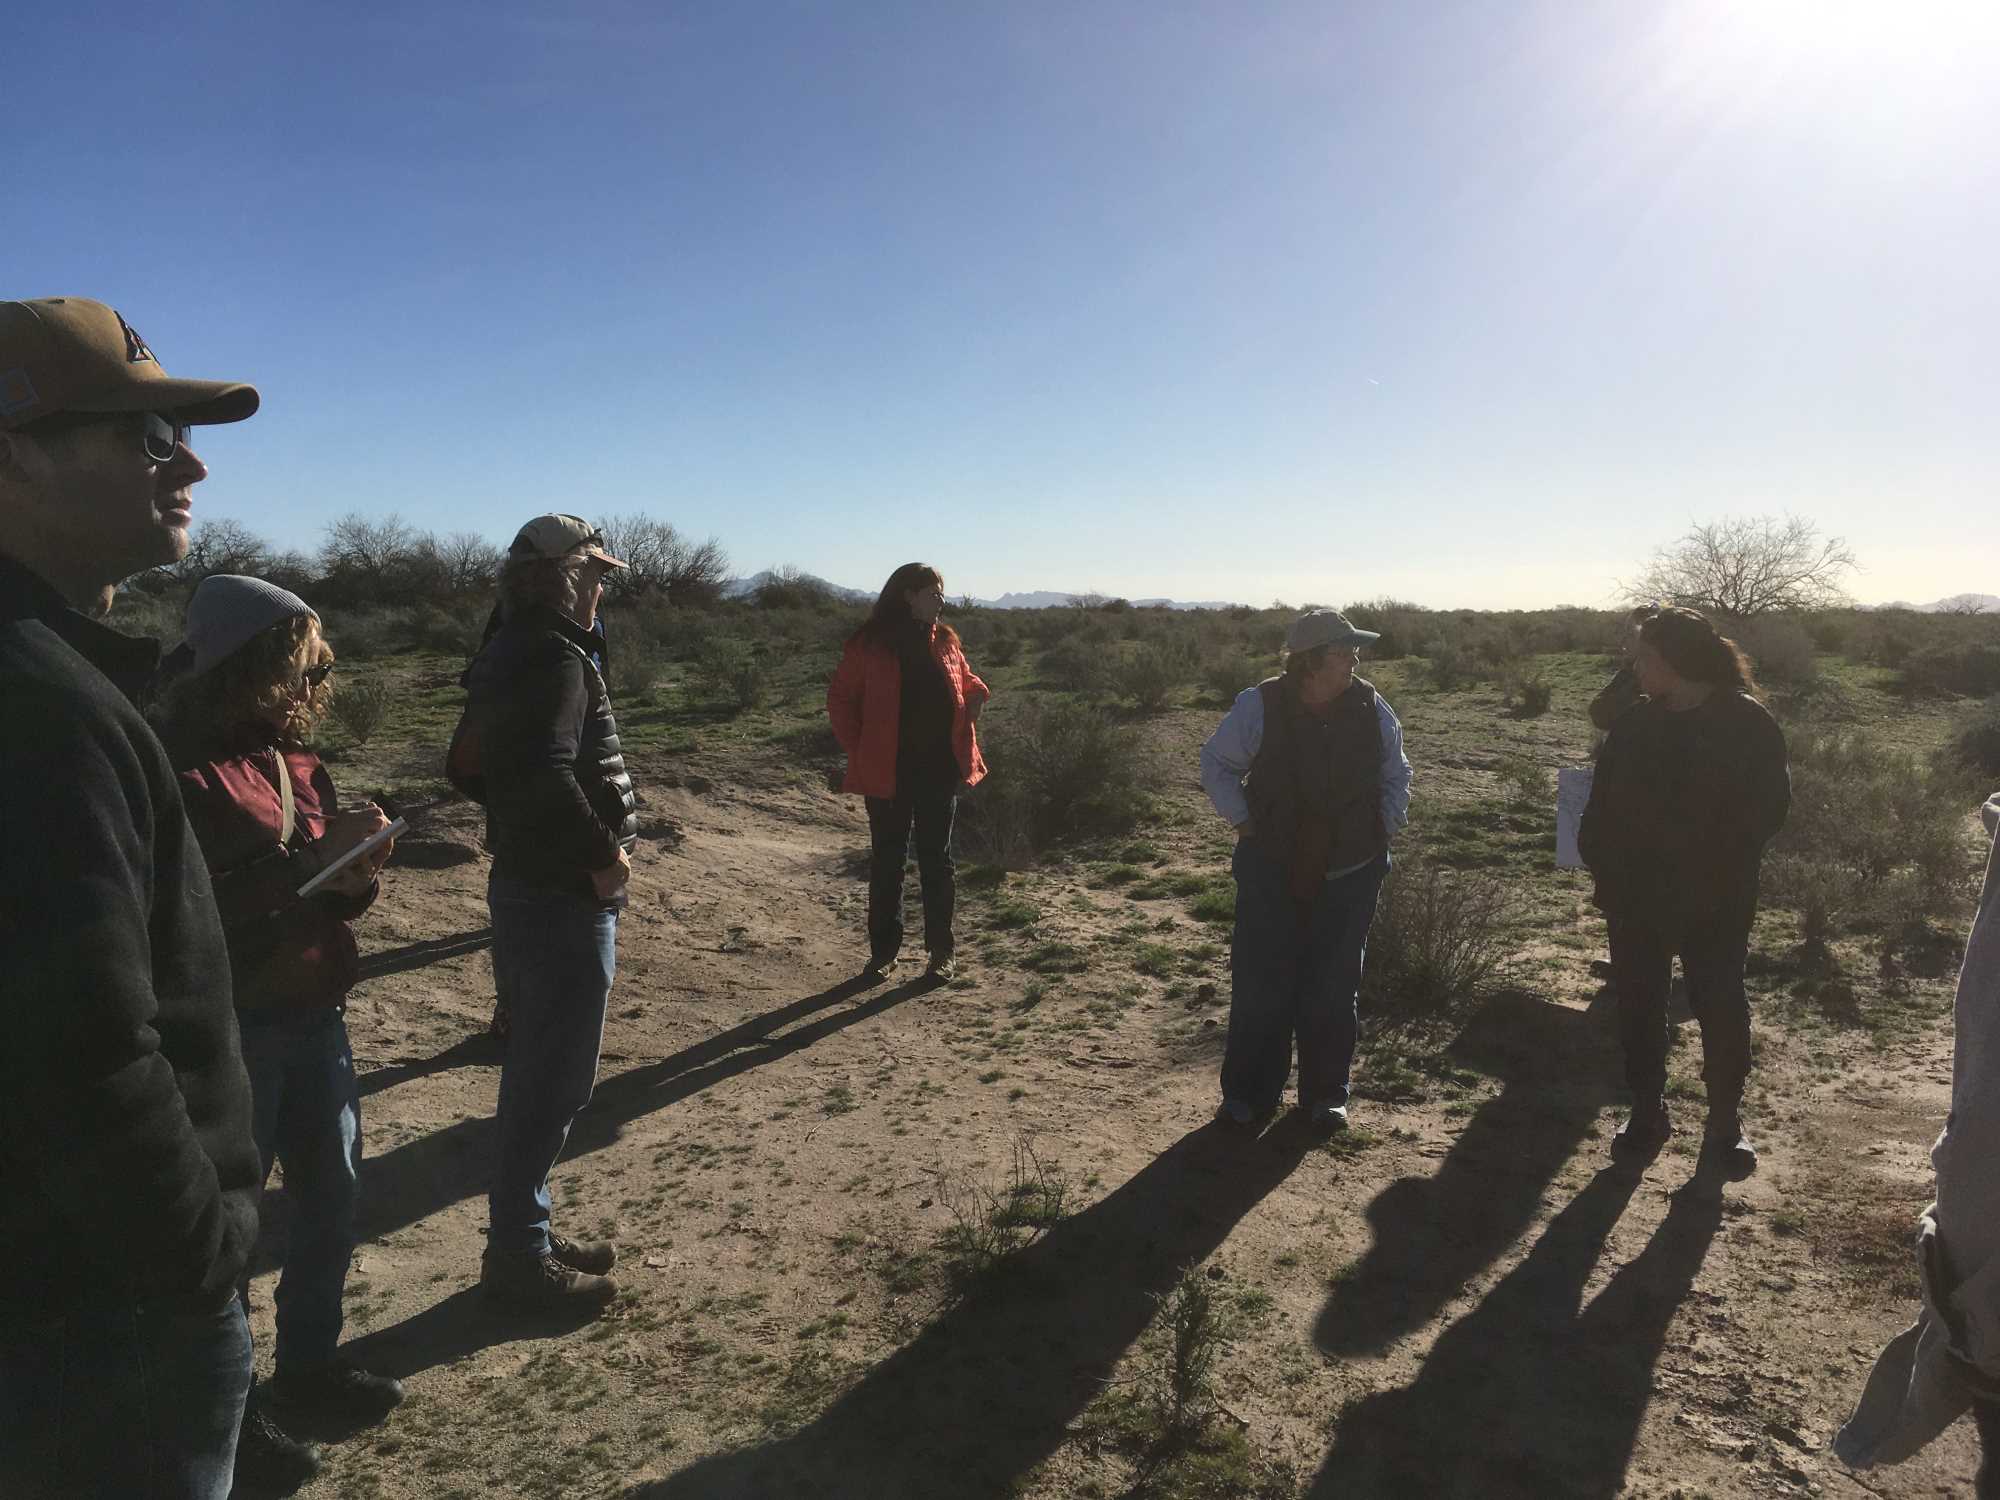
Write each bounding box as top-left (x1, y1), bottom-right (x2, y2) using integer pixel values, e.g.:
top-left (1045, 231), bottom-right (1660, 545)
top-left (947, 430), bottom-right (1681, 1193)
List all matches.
top-left (721, 571), bottom-right (1243, 611)
top-left (722, 571), bottom-right (1997, 615)
top-left (1876, 593), bottom-right (2000, 613)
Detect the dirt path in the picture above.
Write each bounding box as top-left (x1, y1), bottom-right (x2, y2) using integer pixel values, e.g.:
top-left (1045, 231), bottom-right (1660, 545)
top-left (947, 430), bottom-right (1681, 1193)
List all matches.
top-left (249, 772), bottom-right (1984, 1500)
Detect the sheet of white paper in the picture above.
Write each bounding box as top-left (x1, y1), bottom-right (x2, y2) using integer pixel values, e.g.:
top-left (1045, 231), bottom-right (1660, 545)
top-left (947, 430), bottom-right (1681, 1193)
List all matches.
top-left (1555, 766), bottom-right (1593, 869)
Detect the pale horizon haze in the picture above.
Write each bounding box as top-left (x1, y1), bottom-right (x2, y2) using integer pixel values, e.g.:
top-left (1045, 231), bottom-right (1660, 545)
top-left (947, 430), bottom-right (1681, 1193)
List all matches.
top-left (9, 2), bottom-right (1997, 610)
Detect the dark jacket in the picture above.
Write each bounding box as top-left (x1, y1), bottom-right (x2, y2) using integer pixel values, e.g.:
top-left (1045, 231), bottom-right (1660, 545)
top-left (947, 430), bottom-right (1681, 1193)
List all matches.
top-left (462, 605), bottom-right (636, 899)
top-left (168, 733), bottom-right (378, 1014)
top-left (1244, 675), bottom-right (1387, 885)
top-left (1588, 665), bottom-right (1643, 734)
top-left (1579, 688), bottom-right (1790, 933)
top-left (0, 555), bottom-right (260, 1310)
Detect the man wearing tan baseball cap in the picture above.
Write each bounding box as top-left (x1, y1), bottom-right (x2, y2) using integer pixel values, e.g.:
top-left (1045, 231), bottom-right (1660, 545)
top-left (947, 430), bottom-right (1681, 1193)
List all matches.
top-left (0, 298), bottom-right (266, 1498)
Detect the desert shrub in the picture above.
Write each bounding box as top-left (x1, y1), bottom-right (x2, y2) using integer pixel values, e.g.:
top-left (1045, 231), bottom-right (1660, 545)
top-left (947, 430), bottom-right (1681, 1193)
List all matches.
top-left (110, 586), bottom-right (184, 642)
top-left (1942, 697), bottom-right (2000, 779)
top-left (974, 699), bottom-right (1149, 853)
top-left (1118, 645), bottom-right (1183, 712)
top-left (982, 630), bottom-right (1022, 668)
top-left (1035, 638), bottom-right (1113, 697)
top-left (691, 641), bottom-right (768, 711)
top-left (1363, 859), bottom-right (1517, 1020)
top-left (1734, 616), bottom-right (1818, 688)
top-left (1426, 640), bottom-right (1472, 692)
top-left (1804, 612), bottom-right (1854, 654)
top-left (1342, 598), bottom-right (1430, 661)
top-left (1493, 754), bottom-right (1551, 807)
top-left (608, 639), bottom-right (668, 702)
top-left (329, 677), bottom-right (393, 744)
top-left (324, 607), bottom-right (404, 660)
top-left (1201, 651), bottom-right (1264, 704)
top-left (1501, 669), bottom-right (1554, 719)
top-left (1899, 642), bottom-right (2000, 699)
top-left (1767, 731), bottom-right (1979, 949)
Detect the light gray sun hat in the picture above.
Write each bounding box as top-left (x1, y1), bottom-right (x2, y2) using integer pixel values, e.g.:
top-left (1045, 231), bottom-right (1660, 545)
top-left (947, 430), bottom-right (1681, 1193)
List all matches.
top-left (1284, 608), bottom-right (1379, 654)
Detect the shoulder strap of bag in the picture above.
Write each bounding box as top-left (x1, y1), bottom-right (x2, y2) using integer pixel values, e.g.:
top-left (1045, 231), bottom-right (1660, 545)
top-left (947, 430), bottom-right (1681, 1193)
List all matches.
top-left (272, 748), bottom-right (297, 847)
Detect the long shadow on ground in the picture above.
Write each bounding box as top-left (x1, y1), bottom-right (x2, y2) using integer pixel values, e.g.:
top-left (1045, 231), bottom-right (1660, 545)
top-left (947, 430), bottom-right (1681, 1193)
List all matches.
top-left (626, 1117), bottom-right (1316, 1500)
top-left (347, 973), bottom-right (927, 1249)
top-left (357, 926), bottom-right (494, 983)
top-left (1307, 1175), bottom-right (1722, 1498)
top-left (1315, 987), bottom-right (1625, 1358)
top-left (331, 1285), bottom-right (603, 1396)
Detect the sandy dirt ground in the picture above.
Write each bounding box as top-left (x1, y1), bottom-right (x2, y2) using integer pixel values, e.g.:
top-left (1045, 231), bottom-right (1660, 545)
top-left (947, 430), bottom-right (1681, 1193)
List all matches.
top-left (244, 755), bottom-right (1985, 1500)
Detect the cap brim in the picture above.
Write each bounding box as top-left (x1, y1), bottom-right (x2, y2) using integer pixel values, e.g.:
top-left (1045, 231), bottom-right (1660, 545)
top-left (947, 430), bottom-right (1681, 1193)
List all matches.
top-left (586, 547), bottom-right (629, 570)
top-left (73, 378), bottom-right (260, 425)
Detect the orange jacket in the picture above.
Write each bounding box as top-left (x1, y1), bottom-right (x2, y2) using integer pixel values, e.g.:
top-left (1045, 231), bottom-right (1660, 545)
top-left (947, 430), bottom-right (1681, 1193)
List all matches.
top-left (826, 626), bottom-right (990, 799)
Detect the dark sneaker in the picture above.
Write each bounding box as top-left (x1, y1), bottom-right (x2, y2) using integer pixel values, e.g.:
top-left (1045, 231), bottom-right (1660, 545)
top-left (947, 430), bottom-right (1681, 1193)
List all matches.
top-left (1588, 958), bottom-right (1616, 981)
top-left (481, 1248), bottom-right (617, 1311)
top-left (926, 953), bottom-right (957, 982)
top-left (1310, 1100), bottom-right (1350, 1134)
top-left (234, 1404), bottom-right (323, 1493)
top-left (1216, 1099), bottom-right (1254, 1127)
top-left (1702, 1118), bottom-right (1759, 1180)
top-left (268, 1360), bottom-right (405, 1425)
top-left (549, 1233), bottom-right (618, 1275)
top-left (1611, 1103), bottom-right (1673, 1159)
top-left (861, 955), bottom-right (895, 982)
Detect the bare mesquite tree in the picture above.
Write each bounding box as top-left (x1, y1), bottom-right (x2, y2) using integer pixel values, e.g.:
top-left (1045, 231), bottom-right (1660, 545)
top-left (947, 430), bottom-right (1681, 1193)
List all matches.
top-left (1626, 515), bottom-right (1857, 617)
top-left (596, 513), bottom-right (731, 605)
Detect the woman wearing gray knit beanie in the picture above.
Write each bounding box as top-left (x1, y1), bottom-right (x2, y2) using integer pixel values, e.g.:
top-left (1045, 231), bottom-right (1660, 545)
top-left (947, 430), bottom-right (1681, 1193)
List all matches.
top-left (152, 575), bottom-right (404, 1494)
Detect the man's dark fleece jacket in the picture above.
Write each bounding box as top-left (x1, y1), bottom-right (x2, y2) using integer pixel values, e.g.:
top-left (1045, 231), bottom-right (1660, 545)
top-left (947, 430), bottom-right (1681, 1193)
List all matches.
top-left (461, 603), bottom-right (638, 899)
top-left (0, 555), bottom-right (260, 1310)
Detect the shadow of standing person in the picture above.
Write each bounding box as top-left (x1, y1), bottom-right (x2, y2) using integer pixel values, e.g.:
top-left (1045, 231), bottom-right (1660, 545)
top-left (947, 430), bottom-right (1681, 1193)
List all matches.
top-left (1308, 1175), bottom-right (1722, 1498)
top-left (1314, 988), bottom-right (1624, 1358)
top-left (627, 1117), bottom-right (1315, 1500)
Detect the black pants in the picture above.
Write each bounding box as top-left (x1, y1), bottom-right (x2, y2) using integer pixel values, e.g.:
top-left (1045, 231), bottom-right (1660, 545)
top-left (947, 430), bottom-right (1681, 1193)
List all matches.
top-left (865, 785), bottom-right (956, 963)
top-left (1977, 1401), bottom-right (2000, 1498)
top-left (1607, 900), bottom-right (1756, 1108)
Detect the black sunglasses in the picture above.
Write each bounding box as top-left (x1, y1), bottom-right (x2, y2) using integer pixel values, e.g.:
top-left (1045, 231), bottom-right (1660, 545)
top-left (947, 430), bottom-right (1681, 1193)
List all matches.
top-left (140, 411), bottom-right (191, 464)
top-left (18, 408), bottom-right (189, 464)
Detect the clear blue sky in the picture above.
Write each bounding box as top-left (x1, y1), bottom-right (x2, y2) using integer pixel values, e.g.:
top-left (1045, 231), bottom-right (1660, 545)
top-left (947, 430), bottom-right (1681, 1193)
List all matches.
top-left (13, 1), bottom-right (1997, 607)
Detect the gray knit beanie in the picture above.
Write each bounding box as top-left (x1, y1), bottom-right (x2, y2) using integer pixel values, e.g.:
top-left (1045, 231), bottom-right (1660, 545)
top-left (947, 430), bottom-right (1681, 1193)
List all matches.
top-left (178, 574), bottom-right (318, 677)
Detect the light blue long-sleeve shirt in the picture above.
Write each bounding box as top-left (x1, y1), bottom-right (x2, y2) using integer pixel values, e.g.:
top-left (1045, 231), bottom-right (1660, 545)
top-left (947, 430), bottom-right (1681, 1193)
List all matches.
top-left (1199, 680), bottom-right (1412, 847)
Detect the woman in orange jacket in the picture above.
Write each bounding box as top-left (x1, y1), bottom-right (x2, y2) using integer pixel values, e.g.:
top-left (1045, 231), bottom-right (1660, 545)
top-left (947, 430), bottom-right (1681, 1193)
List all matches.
top-left (826, 563), bottom-right (990, 982)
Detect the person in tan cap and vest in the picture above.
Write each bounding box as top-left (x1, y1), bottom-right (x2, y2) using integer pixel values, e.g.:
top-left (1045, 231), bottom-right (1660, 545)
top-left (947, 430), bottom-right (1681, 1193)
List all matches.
top-left (0, 297), bottom-right (264, 1498)
top-left (450, 515), bottom-right (638, 1310)
top-left (1199, 609), bottom-right (1412, 1132)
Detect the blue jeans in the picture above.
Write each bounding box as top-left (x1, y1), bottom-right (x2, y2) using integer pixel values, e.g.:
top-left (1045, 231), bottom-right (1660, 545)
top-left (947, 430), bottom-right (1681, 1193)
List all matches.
top-left (238, 1006), bottom-right (360, 1374)
top-left (487, 872), bottom-right (618, 1257)
top-left (1222, 840), bottom-right (1388, 1114)
top-left (0, 1295), bottom-right (253, 1498)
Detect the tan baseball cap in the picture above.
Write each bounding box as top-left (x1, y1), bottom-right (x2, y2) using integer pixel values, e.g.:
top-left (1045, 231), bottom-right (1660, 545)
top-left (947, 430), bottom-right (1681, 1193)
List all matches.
top-left (508, 514), bottom-right (628, 569)
top-left (0, 297), bottom-right (259, 432)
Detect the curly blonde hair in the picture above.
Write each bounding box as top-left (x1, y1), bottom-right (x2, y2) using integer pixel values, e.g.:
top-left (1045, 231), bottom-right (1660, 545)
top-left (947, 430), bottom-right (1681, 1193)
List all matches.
top-left (157, 613), bottom-right (336, 749)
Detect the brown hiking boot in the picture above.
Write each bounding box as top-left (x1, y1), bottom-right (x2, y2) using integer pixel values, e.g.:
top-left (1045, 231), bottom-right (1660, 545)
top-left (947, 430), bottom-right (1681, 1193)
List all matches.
top-left (549, 1233), bottom-right (618, 1275)
top-left (481, 1249), bottom-right (617, 1311)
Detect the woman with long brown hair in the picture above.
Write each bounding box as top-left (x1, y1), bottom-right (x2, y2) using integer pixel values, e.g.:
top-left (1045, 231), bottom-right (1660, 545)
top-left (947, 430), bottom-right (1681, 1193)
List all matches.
top-left (826, 563), bottom-right (990, 982)
top-left (154, 575), bottom-right (403, 1492)
top-left (1579, 605), bottom-right (1790, 1178)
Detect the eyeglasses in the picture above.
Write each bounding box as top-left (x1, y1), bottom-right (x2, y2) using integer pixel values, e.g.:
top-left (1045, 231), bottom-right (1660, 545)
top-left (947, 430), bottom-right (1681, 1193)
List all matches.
top-left (17, 408), bottom-right (189, 464)
top-left (140, 412), bottom-right (191, 464)
top-left (301, 662), bottom-right (335, 689)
